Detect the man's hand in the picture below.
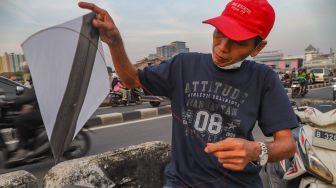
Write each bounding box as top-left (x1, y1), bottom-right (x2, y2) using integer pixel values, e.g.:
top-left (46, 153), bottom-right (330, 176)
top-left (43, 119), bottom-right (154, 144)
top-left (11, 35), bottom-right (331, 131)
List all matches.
top-left (79, 2), bottom-right (141, 89)
top-left (78, 2), bottom-right (121, 45)
top-left (204, 138), bottom-right (260, 171)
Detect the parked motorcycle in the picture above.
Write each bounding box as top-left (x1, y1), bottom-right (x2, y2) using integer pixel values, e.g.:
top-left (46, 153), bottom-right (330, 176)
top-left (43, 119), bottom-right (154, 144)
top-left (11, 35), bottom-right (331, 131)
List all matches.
top-left (0, 101), bottom-right (91, 169)
top-left (109, 88), bottom-right (163, 107)
top-left (266, 101), bottom-right (336, 188)
top-left (291, 78), bottom-right (308, 98)
top-left (331, 77), bottom-right (336, 101)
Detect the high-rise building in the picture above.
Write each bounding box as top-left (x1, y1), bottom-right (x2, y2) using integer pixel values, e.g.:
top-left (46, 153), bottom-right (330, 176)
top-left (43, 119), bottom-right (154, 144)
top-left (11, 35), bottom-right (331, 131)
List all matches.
top-left (1, 52), bottom-right (25, 73)
top-left (137, 41), bottom-right (190, 68)
top-left (156, 41), bottom-right (189, 60)
top-left (171, 41), bottom-right (189, 54)
top-left (156, 45), bottom-right (176, 59)
top-left (2, 53), bottom-right (11, 73)
top-left (18, 54), bottom-right (25, 63)
top-left (0, 56), bottom-right (3, 73)
top-left (10, 53), bottom-right (20, 72)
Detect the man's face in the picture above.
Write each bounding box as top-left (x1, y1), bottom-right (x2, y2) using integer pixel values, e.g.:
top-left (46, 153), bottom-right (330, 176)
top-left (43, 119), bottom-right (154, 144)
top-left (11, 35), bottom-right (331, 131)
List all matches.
top-left (212, 29), bottom-right (259, 67)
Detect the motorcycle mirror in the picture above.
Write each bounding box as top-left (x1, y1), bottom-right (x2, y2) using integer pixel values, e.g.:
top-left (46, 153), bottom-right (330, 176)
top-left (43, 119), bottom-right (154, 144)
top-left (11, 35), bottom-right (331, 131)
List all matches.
top-left (16, 86), bottom-right (25, 95)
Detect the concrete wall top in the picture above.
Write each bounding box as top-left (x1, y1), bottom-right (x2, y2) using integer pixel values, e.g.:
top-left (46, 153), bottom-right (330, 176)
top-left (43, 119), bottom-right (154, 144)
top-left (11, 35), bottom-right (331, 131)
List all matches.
top-left (44, 141), bottom-right (171, 188)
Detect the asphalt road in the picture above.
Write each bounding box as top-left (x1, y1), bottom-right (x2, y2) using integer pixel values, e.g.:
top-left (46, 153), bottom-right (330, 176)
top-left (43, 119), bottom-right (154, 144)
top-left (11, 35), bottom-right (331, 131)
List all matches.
top-left (301, 86), bottom-right (332, 101)
top-left (290, 86), bottom-right (332, 104)
top-left (0, 86), bottom-right (332, 187)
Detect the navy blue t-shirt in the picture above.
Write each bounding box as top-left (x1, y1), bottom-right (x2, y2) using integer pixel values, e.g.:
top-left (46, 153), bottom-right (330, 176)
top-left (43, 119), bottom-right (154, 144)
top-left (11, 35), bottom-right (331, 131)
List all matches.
top-left (138, 53), bottom-right (298, 188)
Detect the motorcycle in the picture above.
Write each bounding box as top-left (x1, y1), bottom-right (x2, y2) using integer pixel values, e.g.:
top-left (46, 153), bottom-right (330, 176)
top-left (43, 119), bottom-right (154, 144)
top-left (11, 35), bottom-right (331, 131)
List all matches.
top-left (266, 100), bottom-right (336, 188)
top-left (0, 100), bottom-right (91, 169)
top-left (331, 77), bottom-right (336, 101)
top-left (109, 88), bottom-right (163, 107)
top-left (291, 78), bottom-right (308, 98)
top-left (109, 91), bottom-right (128, 106)
top-left (283, 78), bottom-right (292, 88)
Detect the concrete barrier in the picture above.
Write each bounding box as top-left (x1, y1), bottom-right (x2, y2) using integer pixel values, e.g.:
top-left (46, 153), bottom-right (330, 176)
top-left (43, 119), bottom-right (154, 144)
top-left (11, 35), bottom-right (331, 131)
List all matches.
top-left (285, 83), bottom-right (331, 94)
top-left (43, 141), bottom-right (171, 188)
top-left (86, 105), bottom-right (172, 128)
top-left (135, 108), bottom-right (158, 119)
top-left (300, 98), bottom-right (335, 106)
top-left (97, 113), bottom-right (123, 125)
top-left (0, 170), bottom-right (38, 188)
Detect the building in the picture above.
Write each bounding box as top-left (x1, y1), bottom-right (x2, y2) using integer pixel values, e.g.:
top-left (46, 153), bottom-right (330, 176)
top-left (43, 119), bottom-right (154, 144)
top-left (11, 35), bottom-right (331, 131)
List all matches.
top-left (304, 44), bottom-right (319, 62)
top-left (303, 44), bottom-right (335, 70)
top-left (148, 54), bottom-right (160, 60)
top-left (156, 41), bottom-right (189, 60)
top-left (0, 54), bottom-right (11, 73)
top-left (0, 52), bottom-right (25, 73)
top-left (253, 50), bottom-right (303, 72)
top-left (156, 45), bottom-right (176, 60)
top-left (134, 57), bottom-right (164, 70)
top-left (0, 56), bottom-right (3, 73)
top-left (253, 50), bottom-right (284, 62)
top-left (170, 41), bottom-right (189, 54)
top-left (135, 41), bottom-right (190, 69)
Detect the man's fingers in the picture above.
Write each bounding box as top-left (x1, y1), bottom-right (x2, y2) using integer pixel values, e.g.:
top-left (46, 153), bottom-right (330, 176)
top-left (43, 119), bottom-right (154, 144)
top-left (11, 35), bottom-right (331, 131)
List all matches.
top-left (92, 19), bottom-right (111, 30)
top-left (213, 150), bottom-right (246, 159)
top-left (96, 14), bottom-right (103, 21)
top-left (204, 139), bottom-right (238, 153)
top-left (222, 163), bottom-right (245, 171)
top-left (78, 2), bottom-right (105, 14)
top-left (218, 157), bottom-right (245, 165)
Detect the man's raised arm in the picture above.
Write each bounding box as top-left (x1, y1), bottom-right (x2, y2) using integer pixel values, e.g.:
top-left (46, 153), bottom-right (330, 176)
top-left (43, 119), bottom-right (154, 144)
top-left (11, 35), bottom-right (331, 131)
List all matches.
top-left (78, 2), bottom-right (141, 89)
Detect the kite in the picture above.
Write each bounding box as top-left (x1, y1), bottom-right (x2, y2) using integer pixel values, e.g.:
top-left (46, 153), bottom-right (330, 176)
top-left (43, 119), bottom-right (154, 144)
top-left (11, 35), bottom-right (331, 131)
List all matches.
top-left (21, 12), bottom-right (110, 163)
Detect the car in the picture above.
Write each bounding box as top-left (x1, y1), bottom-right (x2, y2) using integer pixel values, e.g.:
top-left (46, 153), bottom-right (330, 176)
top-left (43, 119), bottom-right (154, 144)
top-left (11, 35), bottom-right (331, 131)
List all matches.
top-left (0, 76), bottom-right (28, 100)
top-left (310, 68), bottom-right (330, 83)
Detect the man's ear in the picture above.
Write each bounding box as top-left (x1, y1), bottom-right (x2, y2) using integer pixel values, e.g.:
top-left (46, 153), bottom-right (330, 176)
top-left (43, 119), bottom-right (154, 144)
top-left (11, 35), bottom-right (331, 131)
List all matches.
top-left (250, 40), bottom-right (267, 57)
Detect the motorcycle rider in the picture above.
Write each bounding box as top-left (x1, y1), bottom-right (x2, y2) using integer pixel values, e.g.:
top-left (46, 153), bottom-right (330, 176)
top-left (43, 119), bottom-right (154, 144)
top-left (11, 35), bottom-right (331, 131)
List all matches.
top-left (309, 70), bottom-right (315, 84)
top-left (283, 71), bottom-right (292, 87)
top-left (296, 68), bottom-right (308, 95)
top-left (113, 78), bottom-right (130, 103)
top-left (7, 64), bottom-right (43, 163)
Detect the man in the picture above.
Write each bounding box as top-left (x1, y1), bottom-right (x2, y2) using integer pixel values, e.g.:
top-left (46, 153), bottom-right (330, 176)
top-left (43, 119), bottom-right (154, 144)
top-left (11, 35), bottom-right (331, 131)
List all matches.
top-left (112, 78), bottom-right (130, 103)
top-left (79, 0), bottom-right (297, 187)
top-left (309, 70), bottom-right (315, 84)
top-left (283, 71), bottom-right (292, 87)
top-left (8, 64), bottom-right (43, 162)
top-left (296, 68), bottom-right (308, 95)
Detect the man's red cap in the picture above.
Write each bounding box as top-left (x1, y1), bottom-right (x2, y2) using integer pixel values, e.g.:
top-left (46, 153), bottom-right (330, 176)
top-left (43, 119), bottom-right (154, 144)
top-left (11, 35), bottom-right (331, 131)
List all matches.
top-left (203, 0), bottom-right (275, 41)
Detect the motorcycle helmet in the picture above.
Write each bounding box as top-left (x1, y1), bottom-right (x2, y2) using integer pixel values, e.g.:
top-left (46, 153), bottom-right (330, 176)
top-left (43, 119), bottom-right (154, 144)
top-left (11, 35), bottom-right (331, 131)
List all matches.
top-left (298, 68), bottom-right (303, 74)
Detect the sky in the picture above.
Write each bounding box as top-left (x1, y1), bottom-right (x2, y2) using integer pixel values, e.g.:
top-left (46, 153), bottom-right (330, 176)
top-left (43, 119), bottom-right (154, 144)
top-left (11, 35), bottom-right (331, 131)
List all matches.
top-left (1, 0), bottom-right (335, 66)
